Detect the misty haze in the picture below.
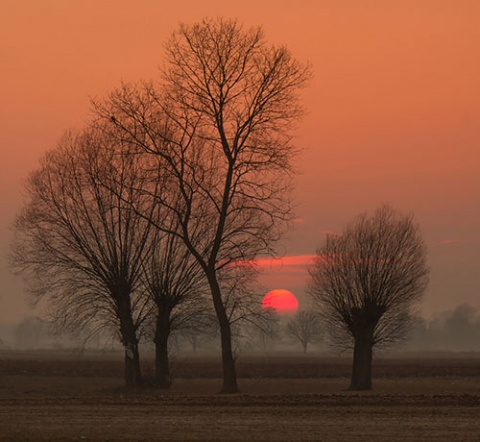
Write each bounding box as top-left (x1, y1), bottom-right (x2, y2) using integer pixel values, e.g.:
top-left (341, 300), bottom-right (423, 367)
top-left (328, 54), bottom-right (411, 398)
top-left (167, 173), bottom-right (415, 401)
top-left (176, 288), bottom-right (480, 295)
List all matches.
top-left (1, 2), bottom-right (479, 441)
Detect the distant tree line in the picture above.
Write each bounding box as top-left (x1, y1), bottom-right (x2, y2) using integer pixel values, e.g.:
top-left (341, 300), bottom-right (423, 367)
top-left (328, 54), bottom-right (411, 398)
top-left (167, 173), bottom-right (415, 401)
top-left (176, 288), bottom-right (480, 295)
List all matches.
top-left (244, 303), bottom-right (480, 355)
top-left (4, 303), bottom-right (480, 354)
top-left (406, 304), bottom-right (480, 352)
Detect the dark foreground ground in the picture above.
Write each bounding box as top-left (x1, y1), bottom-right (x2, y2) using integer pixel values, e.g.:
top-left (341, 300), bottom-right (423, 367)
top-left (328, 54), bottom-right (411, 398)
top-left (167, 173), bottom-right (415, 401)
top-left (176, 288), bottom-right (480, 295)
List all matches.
top-left (1, 352), bottom-right (480, 441)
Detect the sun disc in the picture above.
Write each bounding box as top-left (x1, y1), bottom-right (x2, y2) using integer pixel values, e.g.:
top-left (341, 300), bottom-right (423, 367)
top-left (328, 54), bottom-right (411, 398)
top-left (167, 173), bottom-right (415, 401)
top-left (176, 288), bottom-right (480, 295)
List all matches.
top-left (262, 289), bottom-right (299, 315)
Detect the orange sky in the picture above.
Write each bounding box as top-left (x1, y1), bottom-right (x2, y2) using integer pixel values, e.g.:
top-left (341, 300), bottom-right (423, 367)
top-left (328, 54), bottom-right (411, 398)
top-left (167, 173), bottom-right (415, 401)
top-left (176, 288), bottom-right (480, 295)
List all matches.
top-left (1, 0), bottom-right (479, 324)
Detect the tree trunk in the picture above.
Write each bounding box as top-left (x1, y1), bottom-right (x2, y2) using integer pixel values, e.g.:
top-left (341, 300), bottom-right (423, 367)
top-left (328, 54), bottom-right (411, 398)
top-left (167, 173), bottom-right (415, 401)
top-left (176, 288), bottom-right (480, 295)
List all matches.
top-left (218, 314), bottom-right (238, 393)
top-left (207, 272), bottom-right (239, 393)
top-left (154, 309), bottom-right (172, 389)
top-left (124, 340), bottom-right (142, 387)
top-left (118, 297), bottom-right (142, 387)
top-left (302, 341), bottom-right (308, 354)
top-left (349, 330), bottom-right (374, 390)
top-left (191, 336), bottom-right (197, 353)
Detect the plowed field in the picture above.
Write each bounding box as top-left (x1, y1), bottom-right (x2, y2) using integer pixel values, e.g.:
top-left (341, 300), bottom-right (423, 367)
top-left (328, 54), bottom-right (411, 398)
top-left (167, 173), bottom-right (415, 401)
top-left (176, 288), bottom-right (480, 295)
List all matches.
top-left (0, 353), bottom-right (479, 441)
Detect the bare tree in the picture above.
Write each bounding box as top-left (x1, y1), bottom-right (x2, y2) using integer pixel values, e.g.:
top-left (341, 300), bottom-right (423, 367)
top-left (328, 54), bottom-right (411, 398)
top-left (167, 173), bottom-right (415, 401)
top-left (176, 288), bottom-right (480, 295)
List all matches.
top-left (177, 311), bottom-right (218, 353)
top-left (308, 206), bottom-right (429, 390)
top-left (10, 127), bottom-right (158, 386)
top-left (285, 310), bottom-right (323, 353)
top-left (240, 308), bottom-right (280, 353)
top-left (94, 17), bottom-right (311, 393)
top-left (142, 228), bottom-right (210, 388)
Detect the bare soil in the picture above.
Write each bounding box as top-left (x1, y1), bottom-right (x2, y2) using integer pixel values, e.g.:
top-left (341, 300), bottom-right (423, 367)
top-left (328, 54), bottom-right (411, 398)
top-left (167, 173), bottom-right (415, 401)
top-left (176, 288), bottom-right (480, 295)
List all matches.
top-left (0, 352), bottom-right (479, 441)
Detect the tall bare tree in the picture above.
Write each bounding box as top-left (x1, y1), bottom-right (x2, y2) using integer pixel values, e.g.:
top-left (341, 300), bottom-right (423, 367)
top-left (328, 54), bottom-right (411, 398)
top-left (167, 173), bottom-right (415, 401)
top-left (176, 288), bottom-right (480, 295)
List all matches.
top-left (308, 206), bottom-right (429, 390)
top-left (95, 17), bottom-right (311, 393)
top-left (11, 127), bottom-right (158, 386)
top-left (285, 310), bottom-right (323, 353)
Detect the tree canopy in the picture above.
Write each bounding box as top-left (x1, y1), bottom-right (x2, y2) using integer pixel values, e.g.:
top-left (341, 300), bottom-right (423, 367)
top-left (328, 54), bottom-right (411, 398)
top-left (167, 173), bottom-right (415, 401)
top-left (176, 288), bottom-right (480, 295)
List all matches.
top-left (309, 205), bottom-right (429, 389)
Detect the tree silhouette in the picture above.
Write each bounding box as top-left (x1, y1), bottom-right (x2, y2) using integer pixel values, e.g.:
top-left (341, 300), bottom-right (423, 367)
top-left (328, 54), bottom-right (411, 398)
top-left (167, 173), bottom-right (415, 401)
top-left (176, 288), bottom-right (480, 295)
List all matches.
top-left (95, 17), bottom-right (311, 393)
top-left (11, 127), bottom-right (158, 386)
top-left (142, 228), bottom-right (209, 388)
top-left (309, 206), bottom-right (429, 390)
top-left (285, 310), bottom-right (323, 353)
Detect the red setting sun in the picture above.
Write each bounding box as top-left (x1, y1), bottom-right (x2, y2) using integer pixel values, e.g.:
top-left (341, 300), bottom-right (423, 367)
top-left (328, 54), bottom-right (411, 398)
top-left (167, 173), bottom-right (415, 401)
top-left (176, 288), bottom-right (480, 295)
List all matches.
top-left (262, 289), bottom-right (299, 315)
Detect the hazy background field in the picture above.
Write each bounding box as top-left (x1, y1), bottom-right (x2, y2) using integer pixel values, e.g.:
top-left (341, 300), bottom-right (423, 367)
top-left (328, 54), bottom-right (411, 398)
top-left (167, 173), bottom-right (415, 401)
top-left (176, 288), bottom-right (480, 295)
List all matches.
top-left (2, 301), bottom-right (480, 354)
